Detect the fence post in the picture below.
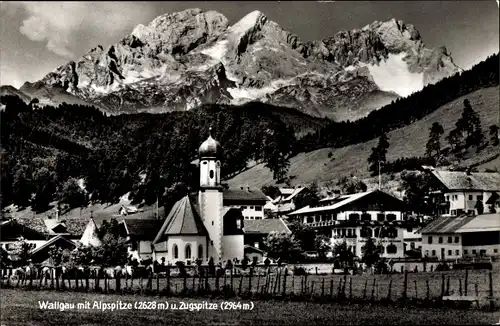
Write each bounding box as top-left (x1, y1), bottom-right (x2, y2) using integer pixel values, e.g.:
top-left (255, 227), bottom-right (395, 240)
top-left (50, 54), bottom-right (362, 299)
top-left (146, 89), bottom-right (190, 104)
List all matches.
top-left (55, 268), bottom-right (59, 291)
top-left (464, 269), bottom-right (468, 297)
top-left (330, 278), bottom-right (334, 298)
top-left (256, 273), bottom-right (261, 296)
top-left (337, 279), bottom-right (342, 298)
top-left (342, 274), bottom-right (347, 297)
top-left (414, 280), bottom-right (418, 299)
top-left (166, 267), bottom-right (170, 295)
top-left (402, 270), bottom-right (408, 300)
top-left (291, 274), bottom-right (295, 295)
top-left (440, 273), bottom-right (445, 298)
top-left (426, 279), bottom-right (430, 300)
top-left (349, 277), bottom-right (353, 300)
top-left (104, 273), bottom-right (108, 293)
top-left (459, 279), bottom-right (462, 296)
top-left (249, 269), bottom-right (253, 295)
top-left (156, 273), bottom-right (159, 294)
top-left (116, 272), bottom-right (121, 293)
top-left (192, 273), bottom-right (196, 293)
top-left (388, 279), bottom-right (392, 300)
top-left (204, 270), bottom-right (209, 292)
top-left (321, 278), bottom-right (325, 297)
top-left (183, 274), bottom-right (187, 294)
top-left (446, 276), bottom-right (450, 296)
top-left (475, 283), bottom-right (478, 297)
top-left (230, 269), bottom-right (234, 294)
top-left (363, 279), bottom-right (368, 300)
top-left (371, 278), bottom-right (376, 302)
top-left (310, 281), bottom-right (315, 299)
top-left (282, 269), bottom-right (287, 297)
top-left (238, 275), bottom-right (243, 296)
top-left (85, 272), bottom-right (89, 292)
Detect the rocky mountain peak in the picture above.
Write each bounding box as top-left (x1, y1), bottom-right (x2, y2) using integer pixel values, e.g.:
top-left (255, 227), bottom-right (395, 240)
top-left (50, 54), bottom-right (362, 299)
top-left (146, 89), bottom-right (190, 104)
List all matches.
top-left (16, 10), bottom-right (462, 121)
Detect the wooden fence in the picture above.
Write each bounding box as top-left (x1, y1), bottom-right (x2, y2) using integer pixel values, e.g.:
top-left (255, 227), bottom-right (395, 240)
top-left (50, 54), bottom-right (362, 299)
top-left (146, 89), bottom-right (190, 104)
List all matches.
top-left (1, 267), bottom-right (497, 310)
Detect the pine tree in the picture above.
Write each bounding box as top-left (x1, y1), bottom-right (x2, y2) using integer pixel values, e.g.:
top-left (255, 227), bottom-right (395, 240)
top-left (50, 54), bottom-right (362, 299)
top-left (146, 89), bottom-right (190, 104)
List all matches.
top-left (425, 122), bottom-right (444, 158)
top-left (367, 134), bottom-right (390, 176)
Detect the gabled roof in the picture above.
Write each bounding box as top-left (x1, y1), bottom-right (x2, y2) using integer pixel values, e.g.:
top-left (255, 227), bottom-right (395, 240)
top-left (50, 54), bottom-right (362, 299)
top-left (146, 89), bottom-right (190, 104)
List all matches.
top-left (223, 187), bottom-right (268, 204)
top-left (430, 171), bottom-right (500, 191)
top-left (417, 215), bottom-right (477, 234)
top-left (30, 235), bottom-right (77, 256)
top-left (153, 196), bottom-right (208, 243)
top-left (289, 191), bottom-right (375, 215)
top-left (282, 187), bottom-right (305, 201)
top-left (455, 213), bottom-right (500, 233)
top-left (243, 218), bottom-right (291, 234)
top-left (123, 219), bottom-right (163, 239)
top-left (0, 219), bottom-right (47, 241)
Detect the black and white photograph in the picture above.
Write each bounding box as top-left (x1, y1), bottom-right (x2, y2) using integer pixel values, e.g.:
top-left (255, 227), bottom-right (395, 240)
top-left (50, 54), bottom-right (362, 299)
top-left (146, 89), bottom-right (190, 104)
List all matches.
top-left (0, 1), bottom-right (499, 325)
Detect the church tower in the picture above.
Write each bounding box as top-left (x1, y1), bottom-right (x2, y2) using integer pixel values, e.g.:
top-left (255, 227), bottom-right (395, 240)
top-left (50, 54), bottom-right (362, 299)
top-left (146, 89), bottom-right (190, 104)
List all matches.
top-left (198, 128), bottom-right (224, 263)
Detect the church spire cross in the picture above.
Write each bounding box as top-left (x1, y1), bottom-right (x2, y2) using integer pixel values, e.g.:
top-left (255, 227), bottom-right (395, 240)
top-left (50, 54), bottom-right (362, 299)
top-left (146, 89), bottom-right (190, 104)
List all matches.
top-left (209, 126), bottom-right (212, 137)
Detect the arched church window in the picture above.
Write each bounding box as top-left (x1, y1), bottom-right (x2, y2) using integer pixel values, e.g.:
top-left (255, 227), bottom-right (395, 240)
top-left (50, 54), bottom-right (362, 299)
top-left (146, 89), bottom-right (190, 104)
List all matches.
top-left (198, 245), bottom-right (203, 259)
top-left (216, 161), bottom-right (221, 167)
top-left (185, 244), bottom-right (192, 259)
top-left (173, 244), bottom-right (179, 259)
top-left (210, 170), bottom-right (214, 179)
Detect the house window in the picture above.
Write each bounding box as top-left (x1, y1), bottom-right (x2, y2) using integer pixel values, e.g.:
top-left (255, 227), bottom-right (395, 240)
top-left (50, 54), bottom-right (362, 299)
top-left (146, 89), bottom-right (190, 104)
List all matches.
top-left (185, 244), bottom-right (192, 260)
top-left (448, 250), bottom-right (452, 256)
top-left (387, 227), bottom-right (397, 238)
top-left (241, 206), bottom-right (247, 210)
top-left (374, 228), bottom-right (380, 238)
top-left (447, 236), bottom-right (452, 243)
top-left (432, 250), bottom-right (436, 256)
top-left (307, 217), bottom-right (314, 223)
top-left (410, 242), bottom-right (415, 249)
top-left (361, 213), bottom-right (371, 222)
top-left (425, 250), bottom-right (429, 256)
top-left (454, 195), bottom-right (458, 200)
top-left (348, 213), bottom-right (360, 222)
top-left (494, 249), bottom-right (498, 254)
top-left (454, 236), bottom-right (459, 243)
top-left (198, 245), bottom-right (203, 259)
top-left (428, 236), bottom-right (433, 244)
top-left (209, 170), bottom-right (214, 179)
top-left (455, 250), bottom-right (459, 255)
top-left (173, 244), bottom-right (179, 259)
top-left (464, 250), bottom-right (468, 255)
top-left (469, 195), bottom-right (473, 200)
top-left (472, 250), bottom-right (476, 255)
top-left (438, 237), bottom-right (443, 244)
top-left (480, 250), bottom-right (486, 256)
top-left (387, 244), bottom-right (397, 254)
top-left (377, 214), bottom-right (385, 222)
top-left (407, 227), bottom-right (413, 232)
top-left (360, 227), bottom-right (372, 238)
top-left (378, 246), bottom-right (385, 254)
top-left (386, 214), bottom-right (396, 222)
top-left (451, 210), bottom-right (457, 216)
top-left (477, 195), bottom-right (483, 201)
top-left (236, 219), bottom-right (241, 229)
top-left (255, 206), bottom-right (262, 211)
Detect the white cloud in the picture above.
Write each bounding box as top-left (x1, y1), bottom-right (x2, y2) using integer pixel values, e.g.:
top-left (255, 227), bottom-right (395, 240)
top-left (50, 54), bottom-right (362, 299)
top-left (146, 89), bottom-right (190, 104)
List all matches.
top-left (15, 2), bottom-right (155, 58)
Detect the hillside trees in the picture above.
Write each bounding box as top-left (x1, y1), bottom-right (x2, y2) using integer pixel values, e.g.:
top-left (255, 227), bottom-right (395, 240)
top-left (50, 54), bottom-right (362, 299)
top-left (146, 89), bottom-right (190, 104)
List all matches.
top-left (264, 232), bottom-right (302, 263)
top-left (336, 176), bottom-right (367, 194)
top-left (399, 170), bottom-right (433, 214)
top-left (293, 183), bottom-right (320, 210)
top-left (447, 99), bottom-right (485, 152)
top-left (60, 178), bottom-right (87, 209)
top-left (489, 125), bottom-right (499, 146)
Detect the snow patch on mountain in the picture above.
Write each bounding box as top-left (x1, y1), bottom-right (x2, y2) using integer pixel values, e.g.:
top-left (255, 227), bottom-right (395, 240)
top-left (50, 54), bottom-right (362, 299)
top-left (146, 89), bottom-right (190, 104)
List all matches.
top-left (362, 52), bottom-right (424, 97)
top-left (228, 10), bottom-right (264, 36)
top-left (227, 77), bottom-right (295, 103)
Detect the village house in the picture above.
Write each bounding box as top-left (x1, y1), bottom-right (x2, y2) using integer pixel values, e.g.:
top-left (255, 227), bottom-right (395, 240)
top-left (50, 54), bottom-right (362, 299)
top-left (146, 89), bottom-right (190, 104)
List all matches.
top-left (223, 187), bottom-right (268, 220)
top-left (242, 218), bottom-right (291, 263)
top-left (426, 169), bottom-right (500, 216)
top-left (288, 190), bottom-right (421, 259)
top-left (268, 187), bottom-right (306, 216)
top-left (418, 213), bottom-right (500, 260)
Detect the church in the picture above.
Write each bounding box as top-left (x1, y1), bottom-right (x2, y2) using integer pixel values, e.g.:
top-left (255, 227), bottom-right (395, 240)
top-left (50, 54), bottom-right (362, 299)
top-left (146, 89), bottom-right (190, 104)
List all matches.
top-left (83, 129), bottom-right (269, 265)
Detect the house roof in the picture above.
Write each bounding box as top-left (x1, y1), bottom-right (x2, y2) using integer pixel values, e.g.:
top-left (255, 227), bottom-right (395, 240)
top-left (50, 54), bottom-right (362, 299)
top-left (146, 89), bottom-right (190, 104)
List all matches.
top-left (0, 219), bottom-right (47, 240)
top-left (455, 213), bottom-right (500, 233)
top-left (243, 218), bottom-right (291, 234)
top-left (8, 217), bottom-right (88, 238)
top-left (430, 171), bottom-right (500, 191)
top-left (30, 235), bottom-right (77, 256)
top-left (244, 244), bottom-right (264, 254)
top-left (223, 187), bottom-right (268, 204)
top-left (486, 192), bottom-right (499, 204)
top-left (289, 191), bottom-right (375, 215)
top-left (417, 215), bottom-right (477, 234)
top-left (153, 196), bottom-right (208, 243)
top-left (123, 219), bottom-right (163, 239)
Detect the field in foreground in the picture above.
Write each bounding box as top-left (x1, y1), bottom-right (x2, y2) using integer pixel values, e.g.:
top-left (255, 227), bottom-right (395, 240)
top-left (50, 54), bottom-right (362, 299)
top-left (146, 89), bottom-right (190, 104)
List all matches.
top-left (1, 289), bottom-right (500, 326)
top-left (228, 86), bottom-right (500, 188)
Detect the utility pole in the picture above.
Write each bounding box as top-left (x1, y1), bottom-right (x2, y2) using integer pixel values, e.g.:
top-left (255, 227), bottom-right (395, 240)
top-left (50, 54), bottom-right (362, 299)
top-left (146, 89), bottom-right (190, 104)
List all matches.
top-left (378, 160), bottom-right (382, 191)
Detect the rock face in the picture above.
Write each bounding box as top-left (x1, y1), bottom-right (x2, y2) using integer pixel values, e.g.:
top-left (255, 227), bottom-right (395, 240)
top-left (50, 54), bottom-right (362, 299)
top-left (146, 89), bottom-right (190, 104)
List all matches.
top-left (18, 9), bottom-right (461, 120)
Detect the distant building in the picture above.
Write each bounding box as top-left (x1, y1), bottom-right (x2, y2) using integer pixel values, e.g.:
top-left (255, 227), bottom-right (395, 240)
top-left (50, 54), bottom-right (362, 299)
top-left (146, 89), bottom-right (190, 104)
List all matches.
top-left (269, 187), bottom-right (306, 216)
top-left (418, 213), bottom-right (500, 260)
top-left (223, 187), bottom-right (268, 220)
top-left (427, 170), bottom-right (500, 216)
top-left (288, 190), bottom-right (419, 259)
top-left (243, 218), bottom-right (291, 264)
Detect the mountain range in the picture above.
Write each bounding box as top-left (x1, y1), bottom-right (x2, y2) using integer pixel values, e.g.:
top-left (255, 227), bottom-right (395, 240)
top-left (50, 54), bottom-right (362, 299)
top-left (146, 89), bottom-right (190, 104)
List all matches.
top-left (4, 8), bottom-right (462, 121)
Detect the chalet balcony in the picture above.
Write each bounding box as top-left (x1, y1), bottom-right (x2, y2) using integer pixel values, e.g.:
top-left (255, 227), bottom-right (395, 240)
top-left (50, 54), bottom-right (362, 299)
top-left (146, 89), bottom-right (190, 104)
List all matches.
top-left (305, 219), bottom-right (420, 229)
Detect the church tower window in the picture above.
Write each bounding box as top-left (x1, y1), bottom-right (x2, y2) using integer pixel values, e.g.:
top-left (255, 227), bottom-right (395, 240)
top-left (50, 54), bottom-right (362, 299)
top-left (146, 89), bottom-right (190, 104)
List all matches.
top-left (198, 245), bottom-right (203, 259)
top-left (210, 170), bottom-right (214, 179)
top-left (185, 244), bottom-right (192, 260)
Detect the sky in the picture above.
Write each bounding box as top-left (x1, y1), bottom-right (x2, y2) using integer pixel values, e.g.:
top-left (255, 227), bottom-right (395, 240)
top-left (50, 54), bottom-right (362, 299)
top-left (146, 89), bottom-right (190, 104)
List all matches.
top-left (0, 1), bottom-right (498, 88)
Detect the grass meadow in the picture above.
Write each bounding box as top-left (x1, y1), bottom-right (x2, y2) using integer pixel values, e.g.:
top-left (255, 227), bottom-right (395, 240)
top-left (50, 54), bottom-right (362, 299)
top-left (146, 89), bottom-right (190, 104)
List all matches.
top-left (1, 288), bottom-right (500, 326)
